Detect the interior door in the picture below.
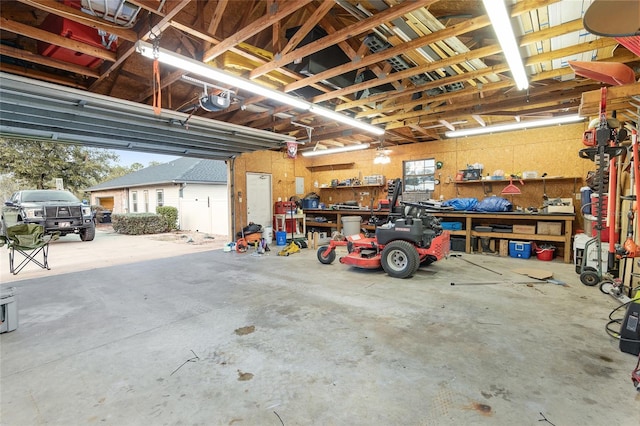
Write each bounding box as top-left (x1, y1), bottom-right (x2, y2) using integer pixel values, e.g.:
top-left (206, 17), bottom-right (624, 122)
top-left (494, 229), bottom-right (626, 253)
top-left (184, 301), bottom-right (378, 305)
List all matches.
top-left (246, 173), bottom-right (272, 230)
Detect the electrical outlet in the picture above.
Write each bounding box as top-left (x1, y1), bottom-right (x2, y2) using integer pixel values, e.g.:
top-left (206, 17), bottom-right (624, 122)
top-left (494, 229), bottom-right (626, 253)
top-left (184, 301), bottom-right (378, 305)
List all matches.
top-left (575, 193), bottom-right (581, 200)
top-left (329, 196), bottom-right (332, 201)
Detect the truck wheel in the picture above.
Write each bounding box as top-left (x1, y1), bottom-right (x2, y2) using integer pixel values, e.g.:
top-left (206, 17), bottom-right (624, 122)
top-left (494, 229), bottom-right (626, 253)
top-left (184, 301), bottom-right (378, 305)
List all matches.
top-left (80, 223), bottom-right (95, 241)
top-left (317, 246), bottom-right (336, 264)
top-left (381, 240), bottom-right (420, 278)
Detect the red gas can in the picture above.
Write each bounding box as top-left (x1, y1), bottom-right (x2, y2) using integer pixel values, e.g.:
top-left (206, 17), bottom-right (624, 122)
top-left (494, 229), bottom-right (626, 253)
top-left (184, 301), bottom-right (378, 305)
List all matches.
top-left (38, 14), bottom-right (117, 69)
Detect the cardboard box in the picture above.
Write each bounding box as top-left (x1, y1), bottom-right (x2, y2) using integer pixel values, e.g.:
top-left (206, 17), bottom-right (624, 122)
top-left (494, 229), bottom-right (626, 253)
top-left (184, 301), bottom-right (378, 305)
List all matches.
top-left (544, 198), bottom-right (574, 214)
top-left (537, 221), bottom-right (562, 235)
top-left (513, 225), bottom-right (536, 234)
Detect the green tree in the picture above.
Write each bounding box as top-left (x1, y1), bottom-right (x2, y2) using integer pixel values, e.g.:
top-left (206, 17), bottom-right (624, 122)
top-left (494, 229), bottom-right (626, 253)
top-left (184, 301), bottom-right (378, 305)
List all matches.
top-left (103, 162), bottom-right (145, 181)
top-left (0, 139), bottom-right (118, 196)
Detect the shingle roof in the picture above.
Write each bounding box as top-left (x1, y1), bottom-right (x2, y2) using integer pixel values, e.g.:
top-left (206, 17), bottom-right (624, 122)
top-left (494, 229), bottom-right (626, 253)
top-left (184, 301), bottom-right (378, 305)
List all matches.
top-left (87, 157), bottom-right (227, 191)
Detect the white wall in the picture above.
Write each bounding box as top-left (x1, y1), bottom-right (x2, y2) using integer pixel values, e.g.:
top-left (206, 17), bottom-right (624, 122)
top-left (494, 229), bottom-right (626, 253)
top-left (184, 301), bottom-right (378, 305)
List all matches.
top-left (178, 184), bottom-right (229, 235)
top-left (122, 183), bottom-right (228, 235)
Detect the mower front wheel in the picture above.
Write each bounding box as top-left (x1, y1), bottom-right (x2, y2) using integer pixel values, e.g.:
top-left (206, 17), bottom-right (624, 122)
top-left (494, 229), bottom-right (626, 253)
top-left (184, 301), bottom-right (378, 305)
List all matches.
top-left (317, 246), bottom-right (336, 264)
top-left (381, 240), bottom-right (420, 278)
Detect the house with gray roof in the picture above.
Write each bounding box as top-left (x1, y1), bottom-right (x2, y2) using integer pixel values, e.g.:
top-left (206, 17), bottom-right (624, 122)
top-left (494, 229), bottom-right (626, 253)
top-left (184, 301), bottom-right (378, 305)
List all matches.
top-left (87, 158), bottom-right (229, 235)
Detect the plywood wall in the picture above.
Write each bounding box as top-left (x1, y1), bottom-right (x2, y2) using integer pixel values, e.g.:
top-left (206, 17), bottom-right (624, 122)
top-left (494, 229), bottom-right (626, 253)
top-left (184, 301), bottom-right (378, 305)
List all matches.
top-left (232, 122), bottom-right (599, 233)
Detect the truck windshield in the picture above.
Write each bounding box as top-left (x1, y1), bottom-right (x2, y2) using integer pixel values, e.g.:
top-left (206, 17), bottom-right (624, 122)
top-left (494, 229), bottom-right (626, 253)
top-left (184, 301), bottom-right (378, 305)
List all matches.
top-left (21, 191), bottom-right (80, 203)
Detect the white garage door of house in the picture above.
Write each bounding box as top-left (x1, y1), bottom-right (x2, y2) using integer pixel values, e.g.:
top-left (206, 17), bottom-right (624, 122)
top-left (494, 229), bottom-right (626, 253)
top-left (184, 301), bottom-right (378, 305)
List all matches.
top-left (179, 184), bottom-right (229, 235)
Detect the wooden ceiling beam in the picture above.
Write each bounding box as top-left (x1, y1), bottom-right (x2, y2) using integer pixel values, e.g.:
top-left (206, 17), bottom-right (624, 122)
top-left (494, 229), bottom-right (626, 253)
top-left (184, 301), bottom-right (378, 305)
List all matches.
top-left (249, 0), bottom-right (439, 79)
top-left (312, 43), bottom-right (503, 104)
top-left (0, 17), bottom-right (117, 62)
top-left (339, 36), bottom-right (619, 121)
top-left (0, 62), bottom-right (88, 89)
top-left (0, 43), bottom-right (100, 78)
top-left (279, 1), bottom-right (335, 57)
top-left (16, 0), bottom-right (138, 42)
top-left (336, 17), bottom-right (586, 112)
top-left (202, 0), bottom-right (312, 62)
top-left (284, 14), bottom-right (491, 93)
top-left (385, 87), bottom-right (594, 130)
top-left (89, 0), bottom-right (192, 89)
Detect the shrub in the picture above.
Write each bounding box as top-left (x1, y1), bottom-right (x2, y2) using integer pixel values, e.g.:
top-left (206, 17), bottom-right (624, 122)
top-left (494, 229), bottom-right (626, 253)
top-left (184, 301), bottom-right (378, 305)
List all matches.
top-left (156, 206), bottom-right (178, 231)
top-left (112, 213), bottom-right (168, 235)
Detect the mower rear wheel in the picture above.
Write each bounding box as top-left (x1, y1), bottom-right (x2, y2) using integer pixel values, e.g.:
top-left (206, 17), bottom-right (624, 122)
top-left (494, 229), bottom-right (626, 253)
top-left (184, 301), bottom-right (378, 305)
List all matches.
top-left (381, 240), bottom-right (420, 278)
top-left (317, 246), bottom-right (336, 264)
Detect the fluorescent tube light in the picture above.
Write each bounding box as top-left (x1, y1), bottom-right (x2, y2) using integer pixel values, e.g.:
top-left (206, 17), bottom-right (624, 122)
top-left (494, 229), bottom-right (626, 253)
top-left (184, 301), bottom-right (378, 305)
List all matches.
top-left (136, 41), bottom-right (385, 136)
top-left (301, 143), bottom-right (370, 157)
top-left (445, 115), bottom-right (584, 138)
top-left (309, 105), bottom-right (385, 135)
top-left (136, 41), bottom-right (310, 111)
top-left (483, 0), bottom-right (529, 90)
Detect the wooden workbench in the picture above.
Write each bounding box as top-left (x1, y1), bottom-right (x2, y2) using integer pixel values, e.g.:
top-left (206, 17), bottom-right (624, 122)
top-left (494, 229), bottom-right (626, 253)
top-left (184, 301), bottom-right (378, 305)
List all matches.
top-left (304, 209), bottom-right (576, 263)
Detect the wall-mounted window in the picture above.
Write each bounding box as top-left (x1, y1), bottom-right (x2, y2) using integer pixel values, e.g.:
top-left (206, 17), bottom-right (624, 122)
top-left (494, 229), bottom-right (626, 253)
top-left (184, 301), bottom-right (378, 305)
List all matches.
top-left (156, 189), bottom-right (164, 207)
top-left (143, 190), bottom-right (149, 213)
top-left (132, 191), bottom-right (138, 213)
top-left (403, 158), bottom-right (436, 193)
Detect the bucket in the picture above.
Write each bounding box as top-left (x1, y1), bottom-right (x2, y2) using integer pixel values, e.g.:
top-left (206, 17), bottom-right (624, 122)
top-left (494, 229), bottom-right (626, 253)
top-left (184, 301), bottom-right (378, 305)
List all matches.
top-left (341, 216), bottom-right (362, 236)
top-left (275, 231), bottom-right (287, 246)
top-left (535, 245), bottom-right (556, 261)
top-left (262, 226), bottom-right (273, 242)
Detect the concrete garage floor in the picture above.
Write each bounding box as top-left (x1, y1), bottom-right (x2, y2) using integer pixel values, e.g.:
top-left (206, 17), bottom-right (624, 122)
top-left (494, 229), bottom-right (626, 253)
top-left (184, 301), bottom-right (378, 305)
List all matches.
top-left (1, 228), bottom-right (640, 425)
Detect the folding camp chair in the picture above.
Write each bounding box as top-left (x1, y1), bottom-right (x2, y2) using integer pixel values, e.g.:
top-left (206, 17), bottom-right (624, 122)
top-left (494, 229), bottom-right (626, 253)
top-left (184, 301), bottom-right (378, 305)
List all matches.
top-left (0, 224), bottom-right (58, 275)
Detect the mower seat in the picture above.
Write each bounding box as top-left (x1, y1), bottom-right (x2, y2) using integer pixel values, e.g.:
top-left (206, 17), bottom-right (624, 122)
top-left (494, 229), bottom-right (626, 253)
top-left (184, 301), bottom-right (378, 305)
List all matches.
top-left (1, 224), bottom-right (59, 275)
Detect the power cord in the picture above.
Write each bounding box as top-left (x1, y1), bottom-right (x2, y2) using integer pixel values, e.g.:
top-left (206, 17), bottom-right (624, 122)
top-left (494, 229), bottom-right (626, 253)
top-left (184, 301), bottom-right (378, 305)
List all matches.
top-left (605, 299), bottom-right (640, 343)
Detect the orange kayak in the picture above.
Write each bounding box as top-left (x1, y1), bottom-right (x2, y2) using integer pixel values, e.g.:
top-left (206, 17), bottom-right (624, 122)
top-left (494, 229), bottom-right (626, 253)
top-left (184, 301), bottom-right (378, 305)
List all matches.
top-left (568, 61), bottom-right (636, 86)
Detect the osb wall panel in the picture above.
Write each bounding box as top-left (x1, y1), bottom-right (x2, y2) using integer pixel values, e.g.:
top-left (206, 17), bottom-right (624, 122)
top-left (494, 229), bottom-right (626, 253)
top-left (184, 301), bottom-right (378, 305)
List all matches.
top-left (233, 122), bottom-right (600, 233)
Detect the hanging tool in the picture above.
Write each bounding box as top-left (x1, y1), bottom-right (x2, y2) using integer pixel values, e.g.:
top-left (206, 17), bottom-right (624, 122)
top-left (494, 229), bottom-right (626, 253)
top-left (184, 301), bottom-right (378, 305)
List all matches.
top-left (501, 176), bottom-right (523, 195)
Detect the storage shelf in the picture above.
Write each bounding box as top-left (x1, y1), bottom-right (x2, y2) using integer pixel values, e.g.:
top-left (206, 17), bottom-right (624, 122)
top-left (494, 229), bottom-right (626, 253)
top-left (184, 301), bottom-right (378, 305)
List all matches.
top-left (306, 162), bottom-right (354, 171)
top-left (454, 176), bottom-right (578, 184)
top-left (318, 184), bottom-right (385, 189)
top-left (471, 231), bottom-right (566, 243)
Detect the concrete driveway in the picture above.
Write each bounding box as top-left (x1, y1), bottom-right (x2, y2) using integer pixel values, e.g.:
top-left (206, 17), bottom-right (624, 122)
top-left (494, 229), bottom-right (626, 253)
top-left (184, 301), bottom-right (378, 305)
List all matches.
top-left (0, 225), bottom-right (228, 283)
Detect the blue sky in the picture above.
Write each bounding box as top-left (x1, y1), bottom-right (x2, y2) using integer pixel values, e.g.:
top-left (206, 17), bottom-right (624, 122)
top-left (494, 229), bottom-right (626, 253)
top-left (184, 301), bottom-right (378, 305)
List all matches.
top-left (111, 150), bottom-right (178, 167)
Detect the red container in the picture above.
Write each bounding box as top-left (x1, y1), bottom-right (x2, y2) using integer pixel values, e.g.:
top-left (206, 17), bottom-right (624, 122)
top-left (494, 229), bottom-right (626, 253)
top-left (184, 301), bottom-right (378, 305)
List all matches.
top-left (274, 201), bottom-right (296, 214)
top-left (37, 14), bottom-right (116, 69)
top-left (535, 248), bottom-right (555, 261)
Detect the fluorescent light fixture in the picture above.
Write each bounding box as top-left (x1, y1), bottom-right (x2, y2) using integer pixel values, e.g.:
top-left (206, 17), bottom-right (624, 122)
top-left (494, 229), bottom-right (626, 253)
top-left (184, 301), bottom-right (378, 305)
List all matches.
top-left (483, 0), bottom-right (529, 90)
top-left (445, 115), bottom-right (584, 138)
top-left (136, 41), bottom-right (385, 136)
top-left (301, 143), bottom-right (370, 157)
top-left (309, 105), bottom-right (385, 135)
top-left (136, 41), bottom-right (310, 111)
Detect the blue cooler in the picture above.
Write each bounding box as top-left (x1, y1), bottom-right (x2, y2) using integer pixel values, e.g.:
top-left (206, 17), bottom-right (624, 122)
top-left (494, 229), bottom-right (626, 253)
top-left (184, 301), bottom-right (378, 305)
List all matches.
top-left (509, 241), bottom-right (532, 259)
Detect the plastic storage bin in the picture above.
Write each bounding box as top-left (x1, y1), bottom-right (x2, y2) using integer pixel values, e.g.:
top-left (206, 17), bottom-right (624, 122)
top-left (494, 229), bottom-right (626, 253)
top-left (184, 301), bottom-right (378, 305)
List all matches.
top-left (275, 231), bottom-right (287, 246)
top-left (450, 237), bottom-right (465, 251)
top-left (509, 241), bottom-right (532, 259)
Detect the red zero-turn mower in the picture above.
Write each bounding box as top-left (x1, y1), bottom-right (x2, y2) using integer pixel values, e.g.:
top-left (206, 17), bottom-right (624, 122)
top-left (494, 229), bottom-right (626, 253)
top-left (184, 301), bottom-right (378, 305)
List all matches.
top-left (316, 179), bottom-right (450, 278)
